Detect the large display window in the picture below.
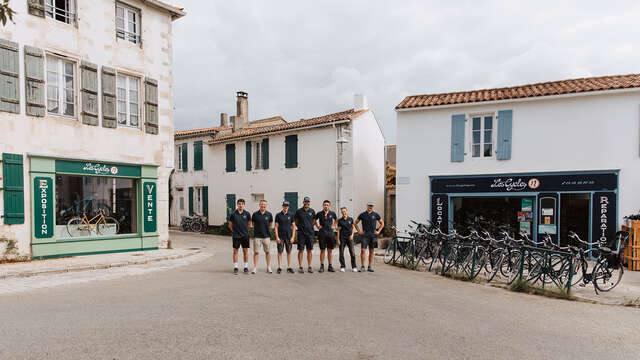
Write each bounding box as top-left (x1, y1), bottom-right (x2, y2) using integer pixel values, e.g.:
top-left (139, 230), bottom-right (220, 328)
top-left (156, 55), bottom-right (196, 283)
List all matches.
top-left (55, 175), bottom-right (137, 238)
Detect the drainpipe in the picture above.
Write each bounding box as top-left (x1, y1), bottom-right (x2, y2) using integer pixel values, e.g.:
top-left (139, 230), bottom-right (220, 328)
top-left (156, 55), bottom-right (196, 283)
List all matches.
top-left (336, 125), bottom-right (348, 210)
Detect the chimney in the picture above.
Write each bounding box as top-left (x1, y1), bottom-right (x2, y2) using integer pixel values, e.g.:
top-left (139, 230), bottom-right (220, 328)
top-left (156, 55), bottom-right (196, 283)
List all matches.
top-left (354, 94), bottom-right (368, 111)
top-left (230, 115), bottom-right (237, 132)
top-left (236, 91), bottom-right (248, 128)
top-left (220, 113), bottom-right (228, 127)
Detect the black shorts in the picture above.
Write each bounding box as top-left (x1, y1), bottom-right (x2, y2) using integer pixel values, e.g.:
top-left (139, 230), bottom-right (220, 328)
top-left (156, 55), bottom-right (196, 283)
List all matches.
top-left (277, 237), bottom-right (293, 253)
top-left (318, 232), bottom-right (336, 250)
top-left (361, 234), bottom-right (377, 249)
top-left (297, 232), bottom-right (314, 251)
top-left (232, 236), bottom-right (250, 249)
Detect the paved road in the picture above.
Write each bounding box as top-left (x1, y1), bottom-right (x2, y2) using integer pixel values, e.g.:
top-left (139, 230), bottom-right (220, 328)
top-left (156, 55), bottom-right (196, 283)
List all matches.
top-left (0, 232), bottom-right (638, 360)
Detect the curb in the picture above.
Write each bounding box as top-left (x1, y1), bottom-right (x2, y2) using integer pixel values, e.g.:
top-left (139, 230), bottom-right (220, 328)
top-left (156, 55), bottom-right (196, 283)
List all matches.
top-left (0, 250), bottom-right (201, 280)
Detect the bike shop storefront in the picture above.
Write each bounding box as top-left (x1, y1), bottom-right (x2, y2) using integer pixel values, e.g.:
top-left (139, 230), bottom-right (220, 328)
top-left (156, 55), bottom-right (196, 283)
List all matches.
top-left (30, 156), bottom-right (158, 258)
top-left (430, 171), bottom-right (618, 246)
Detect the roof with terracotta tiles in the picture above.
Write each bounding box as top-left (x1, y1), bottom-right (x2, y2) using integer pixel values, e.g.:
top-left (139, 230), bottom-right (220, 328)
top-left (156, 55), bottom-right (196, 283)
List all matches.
top-left (395, 73), bottom-right (640, 110)
top-left (209, 109), bottom-right (368, 144)
top-left (247, 116), bottom-right (286, 127)
top-left (174, 126), bottom-right (230, 139)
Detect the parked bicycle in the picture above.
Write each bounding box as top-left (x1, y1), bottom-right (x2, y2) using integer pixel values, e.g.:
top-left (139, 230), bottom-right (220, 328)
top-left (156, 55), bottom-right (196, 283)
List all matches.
top-left (180, 214), bottom-right (208, 233)
top-left (67, 209), bottom-right (120, 237)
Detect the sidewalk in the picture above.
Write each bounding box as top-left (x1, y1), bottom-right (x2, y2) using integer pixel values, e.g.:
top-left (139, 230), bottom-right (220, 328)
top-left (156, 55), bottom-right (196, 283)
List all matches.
top-left (570, 269), bottom-right (640, 306)
top-left (0, 248), bottom-right (201, 280)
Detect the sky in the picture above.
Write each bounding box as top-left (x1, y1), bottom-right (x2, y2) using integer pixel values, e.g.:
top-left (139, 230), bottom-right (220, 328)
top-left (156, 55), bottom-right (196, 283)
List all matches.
top-left (172, 1), bottom-right (640, 144)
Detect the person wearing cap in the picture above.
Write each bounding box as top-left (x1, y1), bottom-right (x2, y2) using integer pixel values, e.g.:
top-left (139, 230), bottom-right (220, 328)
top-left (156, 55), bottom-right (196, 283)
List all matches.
top-left (294, 196), bottom-right (316, 273)
top-left (251, 199), bottom-right (273, 274)
top-left (228, 198), bottom-right (252, 275)
top-left (313, 200), bottom-right (338, 273)
top-left (275, 200), bottom-right (296, 274)
top-left (337, 207), bottom-right (358, 272)
top-left (355, 201), bottom-right (384, 272)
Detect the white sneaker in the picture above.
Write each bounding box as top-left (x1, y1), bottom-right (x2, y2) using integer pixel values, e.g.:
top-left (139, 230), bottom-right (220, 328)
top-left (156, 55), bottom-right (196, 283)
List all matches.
top-left (267, 267), bottom-right (273, 273)
top-left (340, 267), bottom-right (345, 272)
top-left (252, 268), bottom-right (257, 274)
top-left (352, 268), bottom-right (359, 272)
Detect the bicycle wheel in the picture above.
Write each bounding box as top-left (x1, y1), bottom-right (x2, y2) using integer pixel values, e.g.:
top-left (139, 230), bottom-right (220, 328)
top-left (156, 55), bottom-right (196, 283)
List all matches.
top-left (190, 221), bottom-right (204, 233)
top-left (568, 257), bottom-right (585, 286)
top-left (383, 239), bottom-right (396, 264)
top-left (98, 217), bottom-right (120, 235)
top-left (67, 217), bottom-right (90, 237)
top-left (506, 249), bottom-right (523, 285)
top-left (593, 259), bottom-right (624, 292)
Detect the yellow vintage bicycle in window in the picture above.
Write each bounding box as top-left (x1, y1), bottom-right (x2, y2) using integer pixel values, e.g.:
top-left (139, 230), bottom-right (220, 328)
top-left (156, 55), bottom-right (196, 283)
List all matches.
top-left (66, 209), bottom-right (120, 237)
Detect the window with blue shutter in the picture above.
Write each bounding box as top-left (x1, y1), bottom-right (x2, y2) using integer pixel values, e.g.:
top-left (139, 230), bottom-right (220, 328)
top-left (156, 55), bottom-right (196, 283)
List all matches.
top-left (181, 143), bottom-right (188, 172)
top-left (2, 153), bottom-right (24, 224)
top-left (284, 192), bottom-right (298, 213)
top-left (194, 141), bottom-right (203, 171)
top-left (245, 141), bottom-right (252, 171)
top-left (188, 187), bottom-right (194, 216)
top-left (262, 138), bottom-right (269, 169)
top-left (450, 114), bottom-right (465, 162)
top-left (225, 144), bottom-right (236, 172)
top-left (285, 135), bottom-right (298, 168)
top-left (226, 194), bottom-right (236, 220)
top-left (497, 110), bottom-right (513, 160)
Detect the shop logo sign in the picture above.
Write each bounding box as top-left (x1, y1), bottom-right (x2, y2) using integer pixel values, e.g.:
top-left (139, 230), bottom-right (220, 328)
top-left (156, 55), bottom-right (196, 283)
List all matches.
top-left (528, 178), bottom-right (540, 190)
top-left (82, 162), bottom-right (114, 175)
top-left (490, 178), bottom-right (528, 191)
top-left (34, 177), bottom-right (53, 239)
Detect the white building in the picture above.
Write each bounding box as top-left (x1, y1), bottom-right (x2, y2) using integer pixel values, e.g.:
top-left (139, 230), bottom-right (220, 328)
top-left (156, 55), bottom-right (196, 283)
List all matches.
top-left (0, 0), bottom-right (185, 259)
top-left (178, 92), bottom-right (385, 224)
top-left (395, 74), bottom-right (640, 246)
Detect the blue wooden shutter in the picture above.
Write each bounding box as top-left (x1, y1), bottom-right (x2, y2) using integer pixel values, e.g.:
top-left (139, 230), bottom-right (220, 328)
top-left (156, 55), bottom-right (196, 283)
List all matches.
top-left (225, 144), bottom-right (235, 172)
top-left (202, 186), bottom-right (208, 217)
top-left (245, 141), bottom-right (252, 171)
top-left (284, 192), bottom-right (298, 213)
top-left (3, 153), bottom-right (24, 224)
top-left (450, 114), bottom-right (465, 162)
top-left (188, 187), bottom-right (194, 216)
top-left (194, 141), bottom-right (203, 171)
top-left (181, 144), bottom-right (188, 172)
top-left (262, 138), bottom-right (269, 169)
top-left (226, 194), bottom-right (236, 220)
top-left (285, 135), bottom-right (298, 168)
top-left (497, 110), bottom-right (513, 160)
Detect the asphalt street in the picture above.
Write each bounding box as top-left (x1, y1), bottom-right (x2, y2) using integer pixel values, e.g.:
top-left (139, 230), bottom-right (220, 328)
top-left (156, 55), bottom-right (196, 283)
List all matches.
top-left (0, 231), bottom-right (638, 360)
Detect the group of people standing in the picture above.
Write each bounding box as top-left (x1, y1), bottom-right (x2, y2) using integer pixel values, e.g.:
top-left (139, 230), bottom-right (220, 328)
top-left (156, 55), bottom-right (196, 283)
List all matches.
top-left (228, 196), bottom-right (384, 275)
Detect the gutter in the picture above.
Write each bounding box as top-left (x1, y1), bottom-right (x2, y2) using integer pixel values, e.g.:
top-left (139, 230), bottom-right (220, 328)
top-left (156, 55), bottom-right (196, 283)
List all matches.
top-left (206, 120), bottom-right (351, 145)
top-left (395, 87), bottom-right (640, 112)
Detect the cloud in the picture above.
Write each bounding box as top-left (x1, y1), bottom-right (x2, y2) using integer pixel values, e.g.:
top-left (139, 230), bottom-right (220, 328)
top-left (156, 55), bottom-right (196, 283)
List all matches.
top-left (172, 0), bottom-right (640, 144)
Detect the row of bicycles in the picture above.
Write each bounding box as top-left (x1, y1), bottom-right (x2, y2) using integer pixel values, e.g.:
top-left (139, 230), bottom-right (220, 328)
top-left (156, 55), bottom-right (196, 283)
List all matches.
top-left (180, 214), bottom-right (208, 233)
top-left (385, 220), bottom-right (629, 293)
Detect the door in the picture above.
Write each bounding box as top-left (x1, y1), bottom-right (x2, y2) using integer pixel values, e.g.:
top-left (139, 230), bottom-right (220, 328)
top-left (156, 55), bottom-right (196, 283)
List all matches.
top-left (559, 193), bottom-right (590, 247)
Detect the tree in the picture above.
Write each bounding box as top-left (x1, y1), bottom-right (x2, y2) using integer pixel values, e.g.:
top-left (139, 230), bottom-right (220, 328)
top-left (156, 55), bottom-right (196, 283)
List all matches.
top-left (0, 1), bottom-right (15, 26)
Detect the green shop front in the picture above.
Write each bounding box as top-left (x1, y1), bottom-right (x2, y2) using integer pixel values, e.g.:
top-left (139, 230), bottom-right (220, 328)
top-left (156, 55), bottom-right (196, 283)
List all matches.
top-left (30, 156), bottom-right (158, 258)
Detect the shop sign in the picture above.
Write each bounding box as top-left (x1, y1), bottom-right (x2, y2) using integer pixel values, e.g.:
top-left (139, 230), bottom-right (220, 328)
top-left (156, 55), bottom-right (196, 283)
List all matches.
top-left (431, 194), bottom-right (448, 233)
top-left (431, 172), bottom-right (617, 194)
top-left (33, 177), bottom-right (53, 239)
top-left (143, 182), bottom-right (157, 233)
top-left (55, 160), bottom-right (141, 178)
top-left (592, 192), bottom-right (616, 246)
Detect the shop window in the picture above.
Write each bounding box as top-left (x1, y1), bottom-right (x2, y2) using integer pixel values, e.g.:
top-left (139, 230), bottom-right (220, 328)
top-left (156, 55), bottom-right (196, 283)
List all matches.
top-left (471, 115), bottom-right (494, 158)
top-left (46, 56), bottom-right (75, 117)
top-left (45, 0), bottom-right (76, 25)
top-left (116, 3), bottom-right (141, 45)
top-left (56, 175), bottom-right (138, 237)
top-left (117, 74), bottom-right (140, 127)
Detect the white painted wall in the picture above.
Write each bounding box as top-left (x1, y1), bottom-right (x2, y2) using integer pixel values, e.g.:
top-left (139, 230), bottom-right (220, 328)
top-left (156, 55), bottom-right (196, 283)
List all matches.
top-left (0, 0), bottom-right (178, 254)
top-left (396, 90), bottom-right (640, 230)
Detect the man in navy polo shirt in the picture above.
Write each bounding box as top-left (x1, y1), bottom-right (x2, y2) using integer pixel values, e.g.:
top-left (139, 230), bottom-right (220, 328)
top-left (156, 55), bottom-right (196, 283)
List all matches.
top-left (295, 196), bottom-right (316, 273)
top-left (314, 200), bottom-right (337, 273)
top-left (355, 202), bottom-right (384, 272)
top-left (275, 200), bottom-right (296, 274)
top-left (228, 198), bottom-right (252, 275)
top-left (337, 207), bottom-right (358, 272)
top-left (251, 199), bottom-right (273, 274)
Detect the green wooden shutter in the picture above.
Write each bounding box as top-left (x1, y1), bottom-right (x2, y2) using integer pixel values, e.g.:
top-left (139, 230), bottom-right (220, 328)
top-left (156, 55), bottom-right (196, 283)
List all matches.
top-left (226, 194), bottom-right (236, 220)
top-left (24, 45), bottom-right (45, 117)
top-left (144, 78), bottom-right (159, 135)
top-left (101, 66), bottom-right (117, 128)
top-left (181, 143), bottom-right (188, 172)
top-left (451, 114), bottom-right (465, 162)
top-left (0, 39), bottom-right (19, 114)
top-left (497, 110), bottom-right (513, 160)
top-left (226, 144), bottom-right (236, 172)
top-left (194, 141), bottom-right (203, 171)
top-left (245, 141), bottom-right (252, 171)
top-left (202, 186), bottom-right (208, 217)
top-left (285, 135), bottom-right (298, 168)
top-left (188, 187), bottom-right (194, 216)
top-left (2, 153), bottom-right (24, 224)
top-left (284, 192), bottom-right (298, 213)
top-left (262, 138), bottom-right (269, 169)
top-left (80, 61), bottom-right (99, 125)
